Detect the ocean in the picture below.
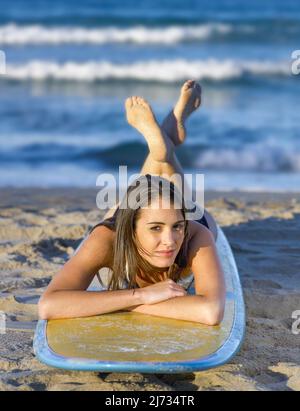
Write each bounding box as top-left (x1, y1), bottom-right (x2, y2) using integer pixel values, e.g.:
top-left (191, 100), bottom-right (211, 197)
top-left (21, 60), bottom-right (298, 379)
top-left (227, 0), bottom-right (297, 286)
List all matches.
top-left (0, 0), bottom-right (299, 191)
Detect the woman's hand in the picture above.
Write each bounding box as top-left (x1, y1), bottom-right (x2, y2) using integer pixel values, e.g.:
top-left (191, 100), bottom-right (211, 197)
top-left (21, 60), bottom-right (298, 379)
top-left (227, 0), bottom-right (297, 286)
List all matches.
top-left (137, 279), bottom-right (187, 305)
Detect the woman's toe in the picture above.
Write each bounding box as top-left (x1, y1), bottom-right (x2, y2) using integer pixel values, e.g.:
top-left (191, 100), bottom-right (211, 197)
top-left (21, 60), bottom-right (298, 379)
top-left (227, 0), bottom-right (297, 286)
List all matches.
top-left (125, 97), bottom-right (133, 109)
top-left (182, 82), bottom-right (190, 91)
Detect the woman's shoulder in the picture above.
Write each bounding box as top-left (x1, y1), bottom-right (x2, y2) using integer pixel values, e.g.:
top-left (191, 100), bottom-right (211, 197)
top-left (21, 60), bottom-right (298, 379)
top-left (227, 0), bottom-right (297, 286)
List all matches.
top-left (186, 220), bottom-right (214, 263)
top-left (87, 224), bottom-right (115, 267)
top-left (188, 220), bottom-right (214, 246)
top-left (177, 221), bottom-right (206, 279)
top-left (90, 224), bottom-right (116, 246)
top-left (187, 219), bottom-right (210, 241)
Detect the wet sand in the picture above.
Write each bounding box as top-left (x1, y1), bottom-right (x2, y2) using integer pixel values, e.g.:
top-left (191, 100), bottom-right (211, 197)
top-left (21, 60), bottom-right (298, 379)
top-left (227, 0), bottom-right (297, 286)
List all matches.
top-left (0, 187), bottom-right (299, 391)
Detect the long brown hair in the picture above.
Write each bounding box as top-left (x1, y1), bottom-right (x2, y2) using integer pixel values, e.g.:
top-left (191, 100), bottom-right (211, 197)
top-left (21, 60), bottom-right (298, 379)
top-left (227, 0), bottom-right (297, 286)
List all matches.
top-left (107, 174), bottom-right (189, 291)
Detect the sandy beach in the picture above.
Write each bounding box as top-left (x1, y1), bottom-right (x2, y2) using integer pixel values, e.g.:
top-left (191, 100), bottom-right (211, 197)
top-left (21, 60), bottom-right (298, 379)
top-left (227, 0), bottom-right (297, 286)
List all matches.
top-left (0, 187), bottom-right (299, 391)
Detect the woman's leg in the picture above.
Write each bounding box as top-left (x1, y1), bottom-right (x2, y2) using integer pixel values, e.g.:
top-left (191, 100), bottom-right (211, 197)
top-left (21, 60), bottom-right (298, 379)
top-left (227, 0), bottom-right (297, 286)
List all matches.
top-left (104, 84), bottom-right (218, 240)
top-left (136, 98), bottom-right (218, 241)
top-left (161, 79), bottom-right (201, 147)
top-left (102, 125), bottom-right (183, 220)
top-left (140, 78), bottom-right (202, 198)
top-left (139, 147), bottom-right (192, 200)
top-left (101, 97), bottom-right (175, 220)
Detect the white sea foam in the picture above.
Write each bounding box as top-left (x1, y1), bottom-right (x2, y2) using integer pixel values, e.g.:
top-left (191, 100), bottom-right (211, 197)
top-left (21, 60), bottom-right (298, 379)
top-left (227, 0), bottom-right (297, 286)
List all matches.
top-left (4, 134), bottom-right (300, 173)
top-left (0, 23), bottom-right (234, 45)
top-left (4, 58), bottom-right (290, 82)
top-left (195, 140), bottom-right (300, 172)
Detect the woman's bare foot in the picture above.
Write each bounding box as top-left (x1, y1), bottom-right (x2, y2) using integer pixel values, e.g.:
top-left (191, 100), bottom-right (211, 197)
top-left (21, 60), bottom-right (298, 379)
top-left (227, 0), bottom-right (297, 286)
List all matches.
top-left (162, 80), bottom-right (202, 146)
top-left (125, 96), bottom-right (174, 162)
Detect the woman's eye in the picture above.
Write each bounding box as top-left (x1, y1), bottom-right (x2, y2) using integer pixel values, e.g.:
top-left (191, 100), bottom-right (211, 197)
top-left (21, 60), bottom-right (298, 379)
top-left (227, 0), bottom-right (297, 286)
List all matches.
top-left (150, 225), bottom-right (184, 231)
top-left (150, 226), bottom-right (160, 231)
top-left (174, 224), bottom-right (184, 230)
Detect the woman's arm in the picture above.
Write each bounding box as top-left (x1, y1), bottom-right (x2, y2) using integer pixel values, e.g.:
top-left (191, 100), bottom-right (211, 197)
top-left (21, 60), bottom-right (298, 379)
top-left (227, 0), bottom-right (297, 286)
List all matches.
top-left (39, 289), bottom-right (143, 320)
top-left (126, 225), bottom-right (226, 325)
top-left (38, 226), bottom-right (187, 320)
top-left (127, 295), bottom-right (222, 325)
top-left (38, 226), bottom-right (143, 319)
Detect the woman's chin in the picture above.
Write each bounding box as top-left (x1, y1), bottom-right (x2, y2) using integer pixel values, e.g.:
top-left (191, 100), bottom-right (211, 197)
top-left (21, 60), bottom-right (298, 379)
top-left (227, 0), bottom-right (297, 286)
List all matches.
top-left (150, 255), bottom-right (176, 267)
top-left (140, 251), bottom-right (178, 268)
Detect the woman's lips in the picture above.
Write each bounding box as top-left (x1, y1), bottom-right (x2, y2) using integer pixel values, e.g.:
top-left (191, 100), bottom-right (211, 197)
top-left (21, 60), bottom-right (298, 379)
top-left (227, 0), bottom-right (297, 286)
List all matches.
top-left (155, 250), bottom-right (175, 257)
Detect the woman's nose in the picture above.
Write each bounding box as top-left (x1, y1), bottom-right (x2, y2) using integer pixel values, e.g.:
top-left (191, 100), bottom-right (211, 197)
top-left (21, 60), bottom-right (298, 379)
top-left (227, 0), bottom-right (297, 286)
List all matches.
top-left (161, 230), bottom-right (176, 245)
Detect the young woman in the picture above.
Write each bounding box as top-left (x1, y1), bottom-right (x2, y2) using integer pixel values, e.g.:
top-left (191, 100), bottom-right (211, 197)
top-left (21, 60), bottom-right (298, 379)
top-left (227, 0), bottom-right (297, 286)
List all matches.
top-left (38, 80), bottom-right (225, 325)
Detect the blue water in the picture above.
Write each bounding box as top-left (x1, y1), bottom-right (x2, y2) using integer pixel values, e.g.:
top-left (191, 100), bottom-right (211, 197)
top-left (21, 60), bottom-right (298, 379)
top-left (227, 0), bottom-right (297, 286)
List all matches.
top-left (0, 0), bottom-right (299, 191)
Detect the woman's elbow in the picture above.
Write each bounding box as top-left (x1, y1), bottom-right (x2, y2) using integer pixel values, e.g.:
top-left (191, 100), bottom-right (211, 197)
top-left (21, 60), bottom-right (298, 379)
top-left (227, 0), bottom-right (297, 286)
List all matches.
top-left (38, 296), bottom-right (52, 320)
top-left (206, 309), bottom-right (224, 326)
top-left (202, 301), bottom-right (225, 326)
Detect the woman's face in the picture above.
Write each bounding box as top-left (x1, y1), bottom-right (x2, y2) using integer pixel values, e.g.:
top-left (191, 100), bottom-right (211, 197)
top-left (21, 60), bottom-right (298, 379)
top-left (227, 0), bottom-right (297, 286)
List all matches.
top-left (134, 198), bottom-right (186, 268)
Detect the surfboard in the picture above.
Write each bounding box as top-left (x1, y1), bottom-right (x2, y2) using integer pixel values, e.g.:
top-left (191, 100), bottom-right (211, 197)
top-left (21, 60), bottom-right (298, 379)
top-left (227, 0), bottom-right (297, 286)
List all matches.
top-left (33, 226), bottom-right (245, 373)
